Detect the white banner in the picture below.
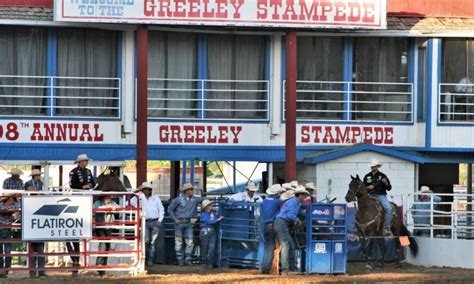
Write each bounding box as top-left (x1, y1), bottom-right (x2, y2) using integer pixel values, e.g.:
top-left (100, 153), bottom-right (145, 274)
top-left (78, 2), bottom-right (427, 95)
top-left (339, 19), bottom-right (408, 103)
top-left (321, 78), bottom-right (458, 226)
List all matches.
top-left (22, 195), bottom-right (93, 241)
top-left (55, 0), bottom-right (387, 29)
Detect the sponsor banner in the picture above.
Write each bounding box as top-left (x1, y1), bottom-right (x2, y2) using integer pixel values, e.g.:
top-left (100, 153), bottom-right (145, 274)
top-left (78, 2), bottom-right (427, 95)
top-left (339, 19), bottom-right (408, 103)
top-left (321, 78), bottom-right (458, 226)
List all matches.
top-left (22, 195), bottom-right (93, 241)
top-left (0, 120), bottom-right (119, 144)
top-left (55, 0), bottom-right (386, 29)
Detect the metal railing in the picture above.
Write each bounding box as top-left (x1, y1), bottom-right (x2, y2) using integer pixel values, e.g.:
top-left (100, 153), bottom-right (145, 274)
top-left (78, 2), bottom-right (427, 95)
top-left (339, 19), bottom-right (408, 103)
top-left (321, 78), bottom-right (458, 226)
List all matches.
top-left (147, 78), bottom-right (270, 121)
top-left (0, 75), bottom-right (121, 119)
top-left (284, 81), bottom-right (413, 122)
top-left (439, 83), bottom-right (474, 123)
top-left (406, 193), bottom-right (474, 239)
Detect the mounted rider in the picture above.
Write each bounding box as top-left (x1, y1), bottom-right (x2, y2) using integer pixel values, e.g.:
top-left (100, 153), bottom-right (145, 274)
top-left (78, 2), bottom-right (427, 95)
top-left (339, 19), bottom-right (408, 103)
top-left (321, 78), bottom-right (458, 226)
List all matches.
top-left (363, 159), bottom-right (392, 236)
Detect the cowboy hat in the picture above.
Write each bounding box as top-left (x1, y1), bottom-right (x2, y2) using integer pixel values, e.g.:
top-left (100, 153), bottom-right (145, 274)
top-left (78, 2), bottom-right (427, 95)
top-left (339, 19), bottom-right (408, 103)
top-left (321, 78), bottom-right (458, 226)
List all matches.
top-left (280, 190), bottom-right (295, 201)
top-left (420, 186), bottom-right (433, 194)
top-left (369, 158), bottom-right (382, 167)
top-left (75, 154), bottom-right (91, 164)
top-left (290, 180), bottom-right (299, 188)
top-left (245, 182), bottom-right (258, 192)
top-left (201, 200), bottom-right (215, 211)
top-left (266, 184), bottom-right (283, 195)
top-left (180, 183), bottom-right (194, 192)
top-left (305, 182), bottom-right (316, 191)
top-left (7, 169), bottom-right (23, 175)
top-left (137, 181), bottom-right (153, 191)
top-left (282, 183), bottom-right (293, 191)
top-left (294, 186), bottom-right (310, 196)
top-left (30, 169), bottom-right (43, 177)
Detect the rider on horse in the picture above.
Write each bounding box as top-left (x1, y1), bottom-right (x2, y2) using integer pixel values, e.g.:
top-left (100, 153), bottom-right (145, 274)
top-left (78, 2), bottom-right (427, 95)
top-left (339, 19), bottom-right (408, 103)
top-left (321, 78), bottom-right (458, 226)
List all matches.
top-left (363, 159), bottom-right (392, 236)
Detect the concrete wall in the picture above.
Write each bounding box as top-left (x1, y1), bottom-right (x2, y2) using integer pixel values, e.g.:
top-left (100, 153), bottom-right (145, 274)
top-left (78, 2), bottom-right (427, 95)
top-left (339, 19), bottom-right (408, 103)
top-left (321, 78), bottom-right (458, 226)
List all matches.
top-left (315, 152), bottom-right (416, 206)
top-left (407, 237), bottom-right (474, 269)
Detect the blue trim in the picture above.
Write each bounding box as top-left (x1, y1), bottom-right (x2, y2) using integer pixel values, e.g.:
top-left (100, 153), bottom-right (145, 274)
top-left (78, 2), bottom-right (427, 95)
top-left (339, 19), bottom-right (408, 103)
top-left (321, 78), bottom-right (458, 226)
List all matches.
top-left (190, 160), bottom-right (195, 185)
top-left (425, 39), bottom-right (434, 149)
top-left (408, 38), bottom-right (415, 123)
top-left (117, 32), bottom-right (123, 121)
top-left (197, 35), bottom-right (207, 119)
top-left (265, 36), bottom-right (271, 121)
top-left (343, 37), bottom-right (353, 121)
top-left (181, 160), bottom-right (187, 184)
top-left (303, 143), bottom-right (426, 164)
top-left (46, 29), bottom-right (57, 117)
top-left (416, 46), bottom-right (425, 122)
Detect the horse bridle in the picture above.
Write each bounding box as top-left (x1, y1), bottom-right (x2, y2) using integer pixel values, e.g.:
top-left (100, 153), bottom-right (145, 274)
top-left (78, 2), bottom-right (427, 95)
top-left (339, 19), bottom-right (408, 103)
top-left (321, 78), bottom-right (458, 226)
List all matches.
top-left (347, 180), bottom-right (368, 202)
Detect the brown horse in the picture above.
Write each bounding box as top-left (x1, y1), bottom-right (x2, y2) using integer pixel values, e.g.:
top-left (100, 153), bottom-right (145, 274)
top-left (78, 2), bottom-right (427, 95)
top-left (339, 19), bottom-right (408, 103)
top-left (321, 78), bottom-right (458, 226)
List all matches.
top-left (345, 175), bottom-right (418, 270)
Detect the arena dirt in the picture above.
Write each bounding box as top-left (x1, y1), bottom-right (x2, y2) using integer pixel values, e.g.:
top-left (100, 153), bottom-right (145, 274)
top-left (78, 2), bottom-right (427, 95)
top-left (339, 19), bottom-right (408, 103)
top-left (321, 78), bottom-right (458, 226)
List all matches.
top-left (4, 263), bottom-right (474, 283)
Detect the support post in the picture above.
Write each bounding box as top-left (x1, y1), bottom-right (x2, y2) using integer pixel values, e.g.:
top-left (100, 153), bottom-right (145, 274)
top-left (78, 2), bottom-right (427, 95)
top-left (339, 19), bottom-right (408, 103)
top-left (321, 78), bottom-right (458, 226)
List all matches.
top-left (170, 161), bottom-right (180, 198)
top-left (136, 25), bottom-right (148, 187)
top-left (202, 161), bottom-right (207, 193)
top-left (285, 31), bottom-right (297, 182)
top-left (467, 163), bottom-right (472, 239)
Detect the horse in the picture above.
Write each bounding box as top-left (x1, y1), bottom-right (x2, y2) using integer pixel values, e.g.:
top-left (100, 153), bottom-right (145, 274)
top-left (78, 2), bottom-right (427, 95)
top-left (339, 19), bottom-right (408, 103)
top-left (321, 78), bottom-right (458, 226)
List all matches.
top-left (345, 175), bottom-right (418, 270)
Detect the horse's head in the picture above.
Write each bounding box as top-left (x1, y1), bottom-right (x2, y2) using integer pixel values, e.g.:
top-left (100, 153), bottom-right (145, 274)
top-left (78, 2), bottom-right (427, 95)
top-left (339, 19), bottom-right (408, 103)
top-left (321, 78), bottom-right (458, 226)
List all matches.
top-left (345, 175), bottom-right (365, 202)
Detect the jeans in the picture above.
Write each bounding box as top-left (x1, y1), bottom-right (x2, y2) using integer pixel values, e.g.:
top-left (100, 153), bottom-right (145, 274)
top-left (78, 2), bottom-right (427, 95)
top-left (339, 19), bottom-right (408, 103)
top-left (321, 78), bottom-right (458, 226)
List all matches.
top-left (199, 228), bottom-right (216, 266)
top-left (274, 218), bottom-right (295, 272)
top-left (261, 223), bottom-right (276, 273)
top-left (30, 242), bottom-right (46, 276)
top-left (0, 230), bottom-right (12, 273)
top-left (370, 194), bottom-right (392, 226)
top-left (145, 220), bottom-right (160, 264)
top-left (95, 229), bottom-right (112, 267)
top-left (66, 242), bottom-right (80, 265)
top-left (174, 223), bottom-right (194, 261)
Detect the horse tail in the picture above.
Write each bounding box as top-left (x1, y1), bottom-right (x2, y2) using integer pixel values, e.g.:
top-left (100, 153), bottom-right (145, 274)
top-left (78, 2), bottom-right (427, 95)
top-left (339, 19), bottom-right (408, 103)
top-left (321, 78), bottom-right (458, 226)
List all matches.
top-left (400, 223), bottom-right (418, 257)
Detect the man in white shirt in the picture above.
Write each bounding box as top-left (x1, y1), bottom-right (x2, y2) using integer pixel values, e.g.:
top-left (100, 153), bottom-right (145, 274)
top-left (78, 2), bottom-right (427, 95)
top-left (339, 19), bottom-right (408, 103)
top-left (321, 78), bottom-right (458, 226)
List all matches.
top-left (229, 182), bottom-right (263, 203)
top-left (131, 181), bottom-right (164, 266)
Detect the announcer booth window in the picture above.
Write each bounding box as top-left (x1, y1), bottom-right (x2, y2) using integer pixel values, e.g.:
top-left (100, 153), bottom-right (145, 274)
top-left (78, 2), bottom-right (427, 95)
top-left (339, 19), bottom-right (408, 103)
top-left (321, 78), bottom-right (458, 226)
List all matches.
top-left (148, 31), bottom-right (197, 119)
top-left (296, 36), bottom-right (344, 121)
top-left (56, 28), bottom-right (120, 118)
top-left (441, 39), bottom-right (474, 123)
top-left (0, 26), bottom-right (47, 116)
top-left (206, 34), bottom-right (267, 120)
top-left (352, 37), bottom-right (411, 122)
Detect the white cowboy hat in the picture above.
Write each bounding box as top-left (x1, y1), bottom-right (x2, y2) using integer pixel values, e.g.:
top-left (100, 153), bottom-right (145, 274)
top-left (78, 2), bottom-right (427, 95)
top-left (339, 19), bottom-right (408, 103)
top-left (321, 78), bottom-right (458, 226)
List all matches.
top-left (266, 184), bottom-right (283, 195)
top-left (420, 186), bottom-right (433, 194)
top-left (369, 159), bottom-right (382, 167)
top-left (294, 186), bottom-right (310, 196)
top-left (282, 183), bottom-right (293, 191)
top-left (181, 183), bottom-right (194, 192)
top-left (30, 169), bottom-right (43, 177)
top-left (245, 182), bottom-right (258, 192)
top-left (201, 200), bottom-right (215, 211)
top-left (280, 190), bottom-right (295, 201)
top-left (7, 169), bottom-right (23, 175)
top-left (305, 182), bottom-right (316, 191)
top-left (137, 181), bottom-right (153, 191)
top-left (290, 180), bottom-right (299, 188)
top-left (74, 154), bottom-right (91, 164)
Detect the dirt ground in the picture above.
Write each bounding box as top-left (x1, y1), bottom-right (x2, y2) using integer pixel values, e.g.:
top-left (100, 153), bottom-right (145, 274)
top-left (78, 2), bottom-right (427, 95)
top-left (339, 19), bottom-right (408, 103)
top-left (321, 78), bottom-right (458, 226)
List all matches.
top-left (3, 262), bottom-right (474, 283)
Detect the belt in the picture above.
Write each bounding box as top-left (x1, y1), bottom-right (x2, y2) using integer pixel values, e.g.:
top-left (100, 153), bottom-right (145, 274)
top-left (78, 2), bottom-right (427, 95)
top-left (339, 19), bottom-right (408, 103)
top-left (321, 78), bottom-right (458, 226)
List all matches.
top-left (146, 218), bottom-right (158, 222)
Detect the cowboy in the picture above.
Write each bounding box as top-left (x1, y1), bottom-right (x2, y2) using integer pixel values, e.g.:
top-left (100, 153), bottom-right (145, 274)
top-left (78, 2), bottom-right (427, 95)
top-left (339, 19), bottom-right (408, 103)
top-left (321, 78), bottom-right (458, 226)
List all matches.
top-left (274, 187), bottom-right (309, 275)
top-left (411, 186), bottom-right (442, 237)
top-left (229, 182), bottom-right (263, 203)
top-left (281, 183), bottom-right (293, 191)
top-left (0, 195), bottom-right (19, 278)
top-left (363, 158), bottom-right (393, 236)
top-left (260, 184), bottom-right (284, 274)
top-left (24, 169), bottom-right (43, 191)
top-left (131, 181), bottom-right (164, 266)
top-left (303, 182), bottom-right (317, 205)
top-left (69, 154), bottom-right (96, 190)
top-left (168, 183), bottom-right (204, 266)
top-left (290, 180), bottom-right (299, 189)
top-left (3, 169), bottom-right (24, 190)
top-left (93, 194), bottom-right (119, 276)
top-left (199, 200), bottom-right (223, 269)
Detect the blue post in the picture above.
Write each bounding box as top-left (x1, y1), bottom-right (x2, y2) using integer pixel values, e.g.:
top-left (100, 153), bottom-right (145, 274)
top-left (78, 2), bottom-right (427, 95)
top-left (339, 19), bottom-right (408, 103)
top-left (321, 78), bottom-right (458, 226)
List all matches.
top-left (190, 160), bottom-right (195, 186)
top-left (181, 160), bottom-right (187, 185)
top-left (233, 161), bottom-right (237, 192)
top-left (343, 38), bottom-right (353, 121)
top-left (197, 35), bottom-right (208, 119)
top-left (46, 29), bottom-right (57, 117)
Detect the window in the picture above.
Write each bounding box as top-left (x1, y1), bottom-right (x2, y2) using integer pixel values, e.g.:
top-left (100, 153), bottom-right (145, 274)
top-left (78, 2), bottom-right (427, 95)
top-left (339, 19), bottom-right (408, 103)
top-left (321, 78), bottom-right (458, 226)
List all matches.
top-left (148, 31), bottom-right (197, 118)
top-left (353, 38), bottom-right (411, 122)
top-left (441, 39), bottom-right (474, 122)
top-left (296, 36), bottom-right (344, 120)
top-left (206, 34), bottom-right (267, 119)
top-left (0, 27), bottom-right (47, 116)
top-left (56, 28), bottom-right (119, 118)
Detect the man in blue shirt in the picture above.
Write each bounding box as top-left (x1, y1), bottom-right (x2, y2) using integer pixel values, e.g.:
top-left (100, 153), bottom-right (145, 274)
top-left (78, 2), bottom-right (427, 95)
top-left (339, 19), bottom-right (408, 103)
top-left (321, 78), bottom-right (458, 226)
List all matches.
top-left (274, 187), bottom-right (309, 275)
top-left (3, 169), bottom-right (23, 190)
top-left (199, 200), bottom-right (223, 269)
top-left (168, 183), bottom-right (204, 266)
top-left (24, 169), bottom-right (43, 191)
top-left (260, 184), bottom-right (284, 274)
top-left (412, 186), bottom-right (442, 237)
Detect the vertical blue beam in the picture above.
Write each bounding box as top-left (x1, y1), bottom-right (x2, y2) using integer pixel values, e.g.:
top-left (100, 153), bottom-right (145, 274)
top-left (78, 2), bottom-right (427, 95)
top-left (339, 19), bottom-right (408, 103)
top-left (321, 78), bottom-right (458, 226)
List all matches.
top-left (425, 39), bottom-right (434, 149)
top-left (417, 46), bottom-right (424, 122)
top-left (181, 160), bottom-right (187, 185)
top-left (265, 36), bottom-right (271, 121)
top-left (197, 35), bottom-right (208, 119)
top-left (233, 161), bottom-right (237, 192)
top-left (190, 160), bottom-right (195, 186)
top-left (408, 39), bottom-right (415, 123)
top-left (117, 31), bottom-right (123, 120)
top-left (343, 37), bottom-right (353, 121)
top-left (46, 29), bottom-right (57, 117)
